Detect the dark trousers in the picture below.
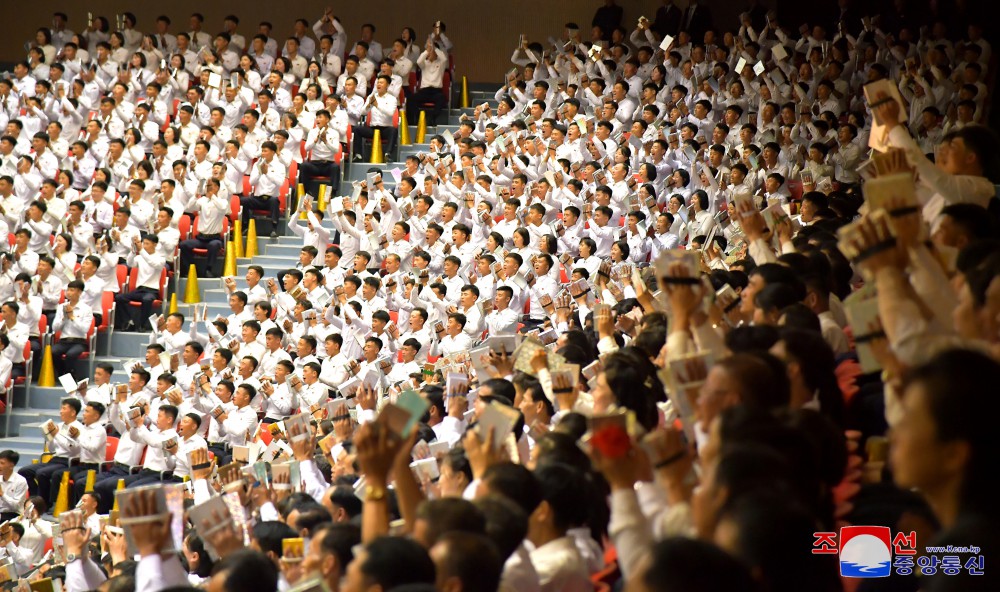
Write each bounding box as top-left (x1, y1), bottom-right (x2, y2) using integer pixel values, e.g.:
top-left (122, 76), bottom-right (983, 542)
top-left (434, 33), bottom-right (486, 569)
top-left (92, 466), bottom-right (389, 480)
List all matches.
top-left (115, 287), bottom-right (160, 331)
top-left (352, 125), bottom-right (397, 161)
top-left (407, 87), bottom-right (446, 125)
top-left (299, 160), bottom-right (340, 199)
top-left (51, 338), bottom-right (87, 377)
top-left (25, 336), bottom-right (42, 381)
top-left (90, 465), bottom-right (132, 513)
top-left (179, 233), bottom-right (224, 275)
top-left (208, 443), bottom-right (231, 466)
top-left (241, 195), bottom-right (280, 228)
top-left (42, 310), bottom-right (56, 332)
top-left (19, 456), bottom-right (69, 501)
top-left (48, 463), bottom-right (100, 507)
top-left (11, 336), bottom-right (42, 381)
top-left (124, 468), bottom-right (177, 488)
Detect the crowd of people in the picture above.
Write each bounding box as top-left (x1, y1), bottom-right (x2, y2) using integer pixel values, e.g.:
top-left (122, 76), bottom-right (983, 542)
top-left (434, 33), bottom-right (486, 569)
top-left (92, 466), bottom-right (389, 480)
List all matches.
top-left (0, 1), bottom-right (998, 591)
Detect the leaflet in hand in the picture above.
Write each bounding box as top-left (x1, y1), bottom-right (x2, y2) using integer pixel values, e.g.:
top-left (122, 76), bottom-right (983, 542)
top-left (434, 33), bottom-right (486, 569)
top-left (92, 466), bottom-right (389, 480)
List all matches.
top-left (115, 483), bottom-right (185, 555)
top-left (476, 401), bottom-right (521, 452)
top-left (379, 389), bottom-right (429, 437)
top-left (188, 494), bottom-right (233, 560)
top-left (58, 374), bottom-right (88, 394)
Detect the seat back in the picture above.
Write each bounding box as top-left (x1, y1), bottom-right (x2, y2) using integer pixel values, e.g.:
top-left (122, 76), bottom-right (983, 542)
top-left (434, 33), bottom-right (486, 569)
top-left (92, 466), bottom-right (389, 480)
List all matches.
top-left (230, 194), bottom-right (241, 220)
top-left (116, 264), bottom-right (129, 291)
top-left (177, 215), bottom-right (192, 241)
top-left (105, 436), bottom-right (119, 462)
top-left (128, 267), bottom-right (139, 292)
top-left (98, 292), bottom-right (114, 332)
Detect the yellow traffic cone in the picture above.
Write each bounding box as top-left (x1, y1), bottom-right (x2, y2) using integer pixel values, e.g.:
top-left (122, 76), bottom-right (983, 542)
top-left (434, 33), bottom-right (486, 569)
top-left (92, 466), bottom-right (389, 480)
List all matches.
top-left (399, 110), bottom-right (410, 146)
top-left (184, 264), bottom-right (200, 304)
top-left (112, 479), bottom-right (125, 512)
top-left (246, 219), bottom-right (259, 258)
top-left (234, 219), bottom-right (244, 258)
top-left (223, 238), bottom-right (237, 277)
top-left (318, 184), bottom-right (327, 213)
top-left (84, 469), bottom-right (96, 492)
top-left (416, 111), bottom-right (427, 144)
top-left (369, 129), bottom-right (384, 164)
top-left (168, 292), bottom-right (178, 314)
top-left (38, 344), bottom-right (56, 387)
top-left (53, 472), bottom-right (70, 516)
top-left (298, 184), bottom-right (308, 220)
top-left (461, 76), bottom-right (470, 108)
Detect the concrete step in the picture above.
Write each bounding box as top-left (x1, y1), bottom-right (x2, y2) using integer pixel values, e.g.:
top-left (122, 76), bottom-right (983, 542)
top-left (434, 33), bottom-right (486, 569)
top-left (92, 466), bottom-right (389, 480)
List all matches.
top-left (3, 407), bottom-right (61, 442)
top-left (17, 386), bottom-right (68, 411)
top-left (108, 331), bottom-right (157, 358)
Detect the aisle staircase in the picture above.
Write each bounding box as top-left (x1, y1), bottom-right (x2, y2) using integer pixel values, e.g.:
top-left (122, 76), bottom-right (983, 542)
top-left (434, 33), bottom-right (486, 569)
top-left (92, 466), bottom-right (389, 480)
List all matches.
top-left (0, 83), bottom-right (504, 463)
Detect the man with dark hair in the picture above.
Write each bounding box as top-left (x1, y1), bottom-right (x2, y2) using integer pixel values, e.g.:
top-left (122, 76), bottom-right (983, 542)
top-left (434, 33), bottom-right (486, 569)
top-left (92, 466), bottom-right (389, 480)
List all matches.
top-left (300, 109), bottom-right (341, 197)
top-left (527, 463), bottom-right (592, 591)
top-left (208, 549), bottom-right (279, 592)
top-left (115, 234), bottom-right (165, 331)
top-left (430, 532), bottom-right (504, 592)
top-left (46, 402), bottom-right (107, 507)
top-left (50, 280), bottom-right (93, 376)
top-left (245, 141), bottom-right (286, 238)
top-left (342, 536), bottom-right (436, 592)
top-left (933, 204), bottom-right (994, 250)
top-left (301, 523), bottom-right (361, 591)
top-left (0, 450), bottom-right (27, 521)
top-left (19, 399), bottom-right (83, 500)
top-left (124, 404), bottom-right (180, 486)
top-left (874, 95), bottom-right (1000, 226)
top-left (412, 498), bottom-right (486, 548)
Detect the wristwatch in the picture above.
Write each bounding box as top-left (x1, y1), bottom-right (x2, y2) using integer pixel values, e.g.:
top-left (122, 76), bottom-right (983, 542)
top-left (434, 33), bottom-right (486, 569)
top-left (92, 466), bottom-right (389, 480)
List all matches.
top-left (364, 484), bottom-right (387, 502)
top-left (66, 553), bottom-right (79, 563)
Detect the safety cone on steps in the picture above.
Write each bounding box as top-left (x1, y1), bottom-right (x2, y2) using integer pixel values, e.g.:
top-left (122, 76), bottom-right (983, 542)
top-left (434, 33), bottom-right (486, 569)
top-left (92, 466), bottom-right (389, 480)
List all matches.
top-left (184, 264), bottom-right (200, 304)
top-left (461, 76), bottom-right (470, 108)
top-left (38, 344), bottom-right (56, 387)
top-left (112, 479), bottom-right (125, 512)
top-left (370, 129), bottom-right (384, 164)
top-left (223, 238), bottom-right (237, 277)
top-left (53, 472), bottom-right (70, 516)
top-left (246, 219), bottom-right (259, 258)
top-left (399, 110), bottom-right (411, 145)
top-left (298, 184), bottom-right (308, 219)
top-left (416, 111), bottom-right (427, 144)
top-left (318, 184), bottom-right (327, 213)
top-left (234, 219), bottom-right (244, 258)
top-left (168, 292), bottom-right (178, 314)
top-left (84, 469), bottom-right (96, 492)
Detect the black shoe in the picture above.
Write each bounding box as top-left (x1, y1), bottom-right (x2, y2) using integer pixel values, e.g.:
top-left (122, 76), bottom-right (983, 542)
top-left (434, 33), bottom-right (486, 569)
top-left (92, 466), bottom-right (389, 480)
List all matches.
top-left (270, 231), bottom-right (278, 239)
top-left (204, 269), bottom-right (215, 278)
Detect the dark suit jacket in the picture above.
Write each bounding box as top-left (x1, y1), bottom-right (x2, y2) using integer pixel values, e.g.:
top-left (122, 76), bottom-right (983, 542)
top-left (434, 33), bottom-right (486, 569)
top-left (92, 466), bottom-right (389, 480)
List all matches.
top-left (593, 4), bottom-right (624, 40)
top-left (653, 3), bottom-right (683, 37)
top-left (682, 3), bottom-right (714, 41)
